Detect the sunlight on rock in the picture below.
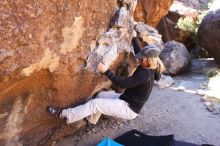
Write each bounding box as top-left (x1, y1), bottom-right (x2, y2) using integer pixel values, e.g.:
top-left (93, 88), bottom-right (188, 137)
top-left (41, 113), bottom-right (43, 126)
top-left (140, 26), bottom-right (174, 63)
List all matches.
top-left (61, 16), bottom-right (85, 54)
top-left (206, 72), bottom-right (220, 99)
top-left (209, 0), bottom-right (220, 11)
top-left (0, 112), bottom-right (8, 119)
top-left (21, 48), bottom-right (60, 76)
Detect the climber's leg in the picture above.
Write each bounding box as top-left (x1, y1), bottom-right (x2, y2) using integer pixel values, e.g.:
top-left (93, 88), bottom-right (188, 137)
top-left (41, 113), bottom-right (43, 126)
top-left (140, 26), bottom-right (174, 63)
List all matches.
top-left (87, 90), bottom-right (120, 124)
top-left (61, 91), bottom-right (138, 124)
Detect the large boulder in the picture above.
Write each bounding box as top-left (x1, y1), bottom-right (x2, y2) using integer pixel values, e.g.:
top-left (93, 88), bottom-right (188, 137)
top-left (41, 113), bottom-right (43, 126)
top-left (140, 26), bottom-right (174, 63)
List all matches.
top-left (198, 9), bottom-right (220, 64)
top-left (160, 41), bottom-right (191, 75)
top-left (0, 0), bottom-right (136, 145)
top-left (134, 0), bottom-right (174, 27)
top-left (0, 0), bottom-right (171, 145)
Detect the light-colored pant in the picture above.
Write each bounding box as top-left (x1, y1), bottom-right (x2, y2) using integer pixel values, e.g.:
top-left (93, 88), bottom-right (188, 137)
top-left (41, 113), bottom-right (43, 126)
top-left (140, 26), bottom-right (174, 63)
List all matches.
top-left (61, 91), bottom-right (138, 124)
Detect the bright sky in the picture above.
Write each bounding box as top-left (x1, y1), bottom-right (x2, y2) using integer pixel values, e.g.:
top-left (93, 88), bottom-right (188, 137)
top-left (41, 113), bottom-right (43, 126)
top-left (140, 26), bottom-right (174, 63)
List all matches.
top-left (209, 0), bottom-right (220, 11)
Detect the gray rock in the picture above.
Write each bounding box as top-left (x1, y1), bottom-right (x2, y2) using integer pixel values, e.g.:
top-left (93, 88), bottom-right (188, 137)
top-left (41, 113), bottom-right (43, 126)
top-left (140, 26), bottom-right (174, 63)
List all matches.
top-left (160, 41), bottom-right (191, 75)
top-left (155, 74), bottom-right (174, 88)
top-left (196, 89), bottom-right (206, 96)
top-left (198, 9), bottom-right (220, 64)
top-left (134, 22), bottom-right (163, 50)
top-left (176, 86), bottom-right (186, 91)
top-left (112, 7), bottom-right (131, 28)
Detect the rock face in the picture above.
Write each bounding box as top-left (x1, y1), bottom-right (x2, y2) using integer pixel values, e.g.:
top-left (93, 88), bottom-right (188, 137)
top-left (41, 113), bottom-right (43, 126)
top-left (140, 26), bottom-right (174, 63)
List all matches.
top-left (134, 0), bottom-right (174, 27)
top-left (160, 41), bottom-right (191, 75)
top-left (0, 0), bottom-right (169, 145)
top-left (0, 0), bottom-right (136, 145)
top-left (198, 9), bottom-right (220, 64)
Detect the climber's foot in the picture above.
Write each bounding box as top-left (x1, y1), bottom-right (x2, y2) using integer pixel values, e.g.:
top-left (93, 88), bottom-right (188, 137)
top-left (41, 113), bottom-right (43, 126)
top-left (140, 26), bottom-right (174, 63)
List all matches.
top-left (47, 106), bottom-right (62, 118)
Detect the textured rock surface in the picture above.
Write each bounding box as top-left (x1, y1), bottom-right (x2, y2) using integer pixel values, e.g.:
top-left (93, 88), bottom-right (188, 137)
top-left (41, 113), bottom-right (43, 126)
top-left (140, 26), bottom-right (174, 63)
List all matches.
top-left (160, 41), bottom-right (191, 75)
top-left (0, 0), bottom-right (171, 145)
top-left (198, 9), bottom-right (220, 64)
top-left (134, 22), bottom-right (163, 50)
top-left (134, 0), bottom-right (174, 27)
top-left (0, 0), bottom-right (136, 145)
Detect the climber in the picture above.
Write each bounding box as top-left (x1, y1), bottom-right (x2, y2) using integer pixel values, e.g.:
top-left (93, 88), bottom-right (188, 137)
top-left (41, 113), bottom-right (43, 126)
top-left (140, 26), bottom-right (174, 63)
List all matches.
top-left (47, 30), bottom-right (164, 125)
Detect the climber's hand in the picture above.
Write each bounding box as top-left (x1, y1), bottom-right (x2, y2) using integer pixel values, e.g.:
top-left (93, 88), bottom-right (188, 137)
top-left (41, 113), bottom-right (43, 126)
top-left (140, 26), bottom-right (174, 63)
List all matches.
top-left (133, 30), bottom-right (137, 37)
top-left (97, 62), bottom-right (108, 73)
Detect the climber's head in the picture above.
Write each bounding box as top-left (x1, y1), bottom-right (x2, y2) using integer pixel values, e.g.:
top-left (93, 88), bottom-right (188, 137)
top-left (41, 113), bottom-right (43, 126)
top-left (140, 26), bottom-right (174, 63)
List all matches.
top-left (136, 45), bottom-right (164, 73)
top-left (135, 44), bottom-right (160, 60)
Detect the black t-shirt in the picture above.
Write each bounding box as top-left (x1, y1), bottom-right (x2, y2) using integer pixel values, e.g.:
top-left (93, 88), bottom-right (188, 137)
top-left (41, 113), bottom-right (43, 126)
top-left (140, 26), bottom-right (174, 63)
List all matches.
top-left (104, 66), bottom-right (155, 113)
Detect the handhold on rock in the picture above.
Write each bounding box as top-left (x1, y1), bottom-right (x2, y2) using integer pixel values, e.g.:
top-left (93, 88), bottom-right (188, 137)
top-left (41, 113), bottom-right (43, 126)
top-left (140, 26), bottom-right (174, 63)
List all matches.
top-left (112, 7), bottom-right (130, 28)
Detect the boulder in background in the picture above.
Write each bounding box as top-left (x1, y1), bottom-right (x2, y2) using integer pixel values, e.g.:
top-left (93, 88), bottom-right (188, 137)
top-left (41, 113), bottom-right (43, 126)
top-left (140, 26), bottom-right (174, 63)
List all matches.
top-left (198, 9), bottom-right (220, 64)
top-left (160, 41), bottom-right (191, 75)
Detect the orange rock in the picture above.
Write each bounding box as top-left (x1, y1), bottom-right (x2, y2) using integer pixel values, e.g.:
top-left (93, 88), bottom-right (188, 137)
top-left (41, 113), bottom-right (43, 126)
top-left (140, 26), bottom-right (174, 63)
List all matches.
top-left (134, 0), bottom-right (174, 27)
top-left (0, 0), bottom-right (170, 145)
top-left (0, 0), bottom-right (123, 145)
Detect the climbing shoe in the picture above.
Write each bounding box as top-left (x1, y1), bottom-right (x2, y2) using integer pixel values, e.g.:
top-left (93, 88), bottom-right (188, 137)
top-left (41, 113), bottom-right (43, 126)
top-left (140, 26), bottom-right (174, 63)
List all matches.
top-left (47, 106), bottom-right (62, 118)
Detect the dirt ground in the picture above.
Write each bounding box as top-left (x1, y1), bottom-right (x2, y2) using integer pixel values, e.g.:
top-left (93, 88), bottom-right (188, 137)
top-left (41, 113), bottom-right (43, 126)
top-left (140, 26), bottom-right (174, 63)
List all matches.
top-left (54, 71), bottom-right (220, 146)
